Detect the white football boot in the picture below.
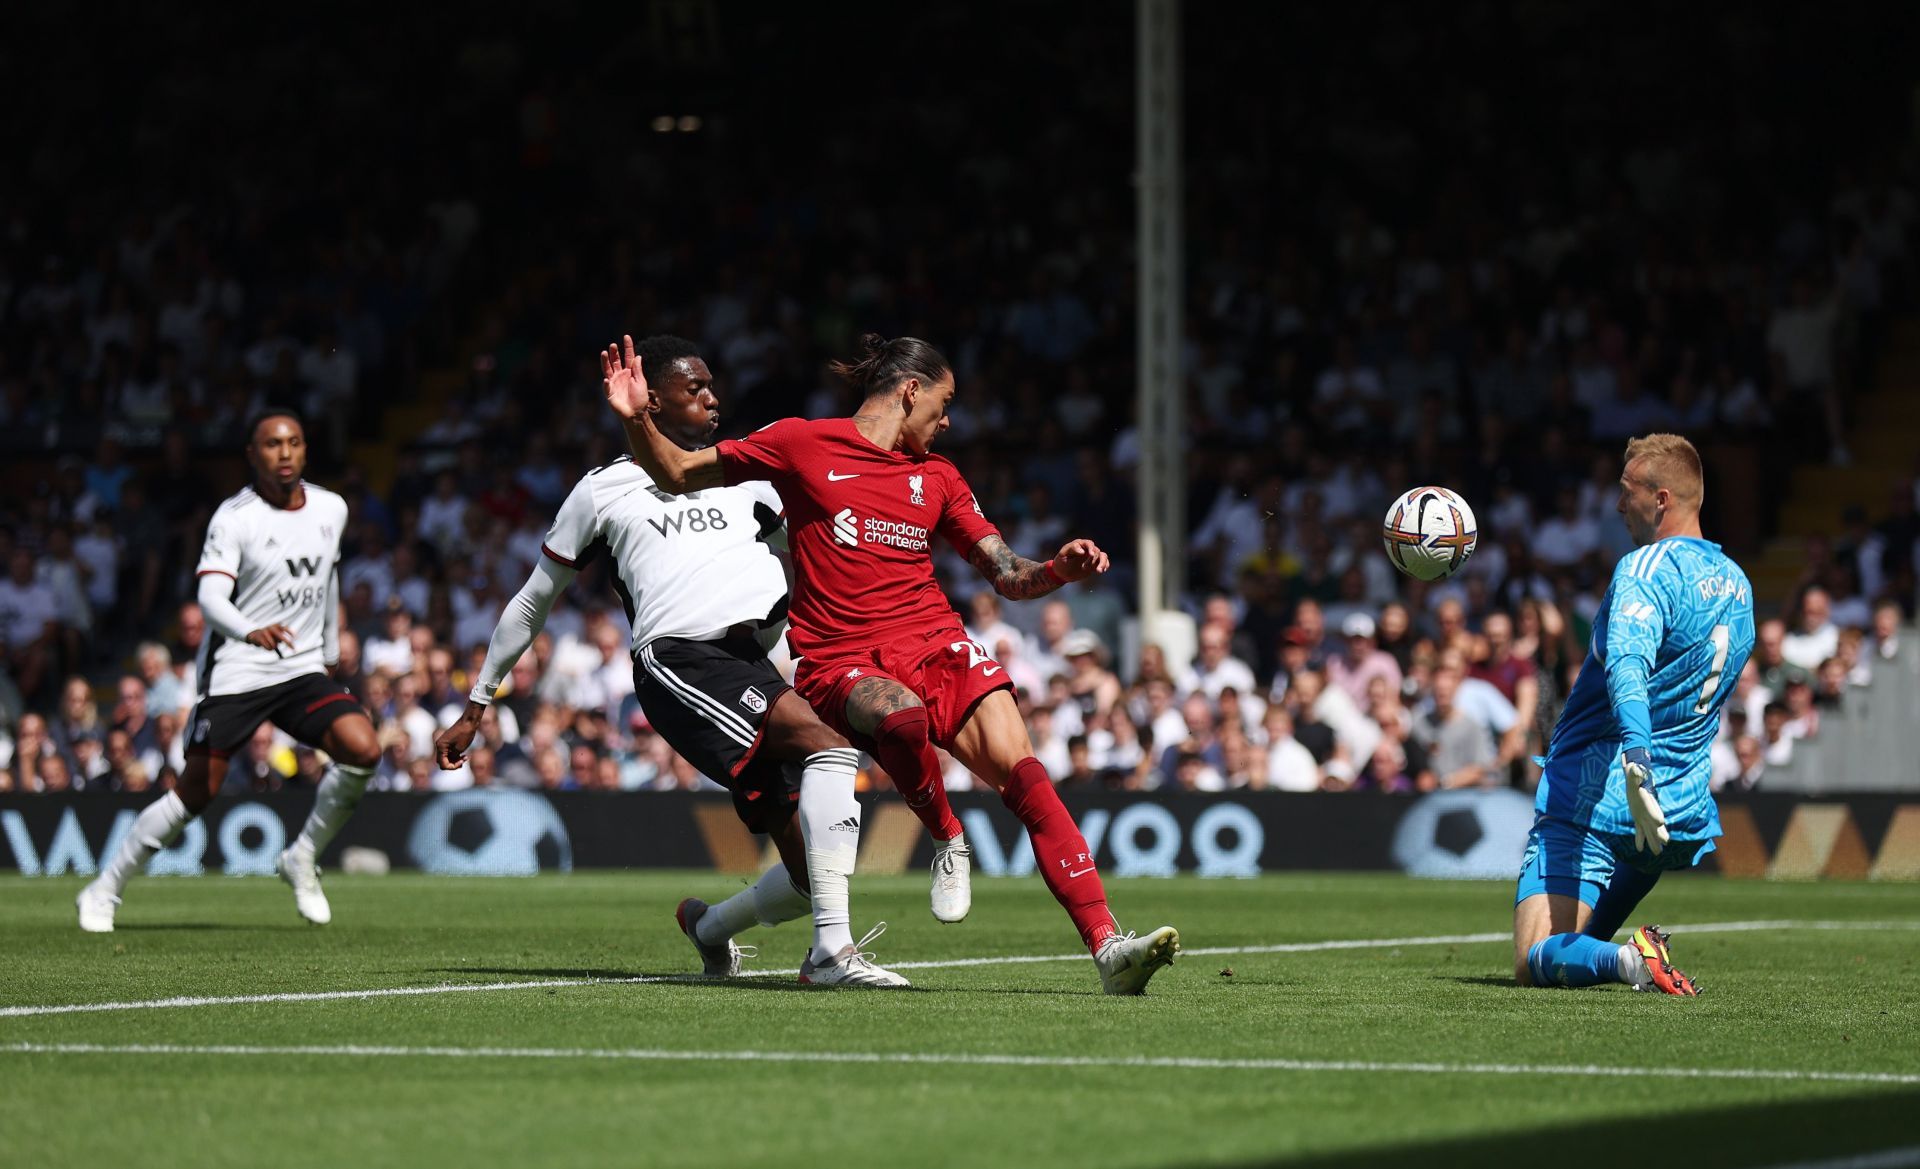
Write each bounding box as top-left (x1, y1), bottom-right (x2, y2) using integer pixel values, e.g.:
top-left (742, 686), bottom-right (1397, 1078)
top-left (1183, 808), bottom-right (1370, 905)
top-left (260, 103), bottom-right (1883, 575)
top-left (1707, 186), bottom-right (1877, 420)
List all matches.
top-left (798, 924), bottom-right (912, 988)
top-left (276, 845), bottom-right (332, 925)
top-left (76, 882), bottom-right (119, 934)
top-left (675, 898), bottom-right (749, 976)
top-left (1094, 926), bottom-right (1181, 995)
top-left (930, 837), bottom-right (972, 924)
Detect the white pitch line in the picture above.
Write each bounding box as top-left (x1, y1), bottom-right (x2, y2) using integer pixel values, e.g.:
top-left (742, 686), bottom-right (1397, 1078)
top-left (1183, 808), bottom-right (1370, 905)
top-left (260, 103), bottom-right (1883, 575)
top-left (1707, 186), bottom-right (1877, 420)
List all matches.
top-left (3, 1041), bottom-right (1918, 1087)
top-left (4, 918), bottom-right (1917, 1020)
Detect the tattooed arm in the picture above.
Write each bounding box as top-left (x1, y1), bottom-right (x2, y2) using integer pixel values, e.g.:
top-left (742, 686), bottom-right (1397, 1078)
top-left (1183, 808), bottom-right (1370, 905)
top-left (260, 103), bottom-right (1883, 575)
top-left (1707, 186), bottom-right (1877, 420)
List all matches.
top-left (966, 535), bottom-right (1111, 601)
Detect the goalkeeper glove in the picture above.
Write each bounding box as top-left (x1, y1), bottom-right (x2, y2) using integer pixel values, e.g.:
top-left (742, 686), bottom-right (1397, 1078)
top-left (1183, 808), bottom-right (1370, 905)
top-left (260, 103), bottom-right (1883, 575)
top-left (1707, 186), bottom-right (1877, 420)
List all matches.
top-left (1622, 747), bottom-right (1668, 856)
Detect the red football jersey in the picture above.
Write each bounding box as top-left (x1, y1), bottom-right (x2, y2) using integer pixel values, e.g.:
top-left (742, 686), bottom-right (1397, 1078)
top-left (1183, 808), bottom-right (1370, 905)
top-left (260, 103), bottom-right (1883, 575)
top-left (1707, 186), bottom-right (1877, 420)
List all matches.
top-left (716, 417), bottom-right (999, 660)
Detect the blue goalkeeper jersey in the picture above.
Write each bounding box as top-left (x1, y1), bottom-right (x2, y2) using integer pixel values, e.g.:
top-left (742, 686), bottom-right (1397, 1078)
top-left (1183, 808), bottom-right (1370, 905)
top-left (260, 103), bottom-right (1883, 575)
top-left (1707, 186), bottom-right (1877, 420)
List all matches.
top-left (1538, 536), bottom-right (1755, 840)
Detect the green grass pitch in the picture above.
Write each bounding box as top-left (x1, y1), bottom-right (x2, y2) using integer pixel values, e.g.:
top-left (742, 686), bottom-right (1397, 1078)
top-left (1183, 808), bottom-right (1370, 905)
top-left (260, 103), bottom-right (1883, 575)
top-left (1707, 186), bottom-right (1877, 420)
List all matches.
top-left (3, 872), bottom-right (1917, 1168)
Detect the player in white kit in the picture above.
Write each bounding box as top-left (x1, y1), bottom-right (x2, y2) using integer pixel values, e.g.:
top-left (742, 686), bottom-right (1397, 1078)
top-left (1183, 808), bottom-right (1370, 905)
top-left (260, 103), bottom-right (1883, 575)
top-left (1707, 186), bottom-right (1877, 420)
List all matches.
top-left (77, 412), bottom-right (382, 932)
top-left (434, 335), bottom-right (906, 987)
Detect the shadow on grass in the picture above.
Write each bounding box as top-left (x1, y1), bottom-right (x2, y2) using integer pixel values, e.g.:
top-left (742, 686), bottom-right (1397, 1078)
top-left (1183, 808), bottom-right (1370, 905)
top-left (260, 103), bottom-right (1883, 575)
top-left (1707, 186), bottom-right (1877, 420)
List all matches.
top-left (110, 923), bottom-right (292, 932)
top-left (1232, 1087), bottom-right (1920, 1169)
top-left (427, 968), bottom-right (932, 994)
top-left (1433, 974), bottom-right (1519, 988)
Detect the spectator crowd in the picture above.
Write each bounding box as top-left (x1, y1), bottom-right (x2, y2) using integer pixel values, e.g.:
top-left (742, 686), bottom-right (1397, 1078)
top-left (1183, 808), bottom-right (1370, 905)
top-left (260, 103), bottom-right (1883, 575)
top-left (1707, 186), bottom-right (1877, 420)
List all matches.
top-left (3, 4), bottom-right (1919, 797)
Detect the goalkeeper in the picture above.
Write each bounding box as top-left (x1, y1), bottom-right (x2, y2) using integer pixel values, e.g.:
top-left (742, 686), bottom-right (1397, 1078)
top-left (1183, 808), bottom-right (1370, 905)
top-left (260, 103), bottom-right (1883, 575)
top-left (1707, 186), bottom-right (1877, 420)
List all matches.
top-left (1513, 434), bottom-right (1755, 995)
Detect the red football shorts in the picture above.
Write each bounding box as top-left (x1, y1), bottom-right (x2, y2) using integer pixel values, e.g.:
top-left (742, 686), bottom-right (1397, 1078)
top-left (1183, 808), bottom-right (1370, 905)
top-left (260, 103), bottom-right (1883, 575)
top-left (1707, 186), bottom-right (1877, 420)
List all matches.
top-left (794, 627), bottom-right (1015, 749)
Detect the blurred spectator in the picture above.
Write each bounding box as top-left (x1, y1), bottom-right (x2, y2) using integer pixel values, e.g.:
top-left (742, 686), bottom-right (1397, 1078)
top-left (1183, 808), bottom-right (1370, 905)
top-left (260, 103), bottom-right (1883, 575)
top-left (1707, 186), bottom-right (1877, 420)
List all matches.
top-left (1532, 489), bottom-right (1601, 570)
top-left (135, 641), bottom-right (185, 719)
top-left (3, 713), bottom-right (57, 791)
top-left (390, 674), bottom-right (438, 761)
top-left (1411, 667), bottom-right (1497, 788)
top-left (364, 601), bottom-right (416, 675)
top-left (1026, 600), bottom-right (1076, 682)
top-left (1087, 709), bottom-right (1149, 789)
top-left (49, 676), bottom-right (102, 759)
top-left (1754, 618), bottom-right (1811, 693)
top-left (1767, 273), bottom-right (1846, 462)
top-left (1782, 586), bottom-right (1840, 672)
top-left (1327, 612), bottom-right (1401, 706)
top-left (1058, 735), bottom-right (1100, 788)
top-left (966, 593), bottom-right (1027, 666)
top-left (1028, 705), bottom-right (1072, 780)
top-left (1059, 631), bottom-right (1122, 721)
top-left (1169, 749), bottom-right (1227, 794)
top-left (0, 548), bottom-right (59, 703)
top-left (1260, 706), bottom-right (1321, 792)
top-left (1159, 693), bottom-right (1225, 788)
top-left (1761, 702), bottom-right (1796, 767)
top-left (1178, 623), bottom-right (1258, 703)
top-left (111, 675), bottom-right (158, 754)
top-left (1780, 679), bottom-right (1821, 742)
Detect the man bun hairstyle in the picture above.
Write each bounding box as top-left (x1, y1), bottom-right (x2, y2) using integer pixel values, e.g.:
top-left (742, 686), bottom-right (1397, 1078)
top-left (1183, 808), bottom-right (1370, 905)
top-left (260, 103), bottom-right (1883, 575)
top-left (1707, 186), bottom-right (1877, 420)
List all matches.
top-left (1623, 432), bottom-right (1704, 511)
top-left (828, 333), bottom-right (951, 401)
top-left (634, 334), bottom-right (704, 374)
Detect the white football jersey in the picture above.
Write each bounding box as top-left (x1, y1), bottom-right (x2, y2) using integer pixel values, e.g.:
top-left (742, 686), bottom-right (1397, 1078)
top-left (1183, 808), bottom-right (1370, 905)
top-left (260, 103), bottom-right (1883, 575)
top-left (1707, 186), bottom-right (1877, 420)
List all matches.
top-left (542, 459), bottom-right (788, 653)
top-left (194, 483), bottom-right (349, 697)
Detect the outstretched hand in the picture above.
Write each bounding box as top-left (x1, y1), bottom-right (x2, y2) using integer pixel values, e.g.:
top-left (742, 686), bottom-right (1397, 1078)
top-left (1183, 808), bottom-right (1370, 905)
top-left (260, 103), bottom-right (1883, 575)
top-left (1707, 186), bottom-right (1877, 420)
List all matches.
top-left (1051, 538), bottom-right (1111, 582)
top-left (602, 334), bottom-right (657, 422)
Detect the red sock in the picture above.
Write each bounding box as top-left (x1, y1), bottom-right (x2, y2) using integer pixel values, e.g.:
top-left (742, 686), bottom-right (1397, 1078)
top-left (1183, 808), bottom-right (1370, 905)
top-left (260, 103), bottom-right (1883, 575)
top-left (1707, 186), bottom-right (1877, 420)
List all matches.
top-left (1000, 756), bottom-right (1118, 952)
top-left (872, 708), bottom-right (963, 841)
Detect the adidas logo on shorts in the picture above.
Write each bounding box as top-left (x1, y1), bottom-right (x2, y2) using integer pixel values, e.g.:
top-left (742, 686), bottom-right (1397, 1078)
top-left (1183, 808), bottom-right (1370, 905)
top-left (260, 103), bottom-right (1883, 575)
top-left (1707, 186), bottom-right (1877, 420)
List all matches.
top-left (829, 816), bottom-right (860, 833)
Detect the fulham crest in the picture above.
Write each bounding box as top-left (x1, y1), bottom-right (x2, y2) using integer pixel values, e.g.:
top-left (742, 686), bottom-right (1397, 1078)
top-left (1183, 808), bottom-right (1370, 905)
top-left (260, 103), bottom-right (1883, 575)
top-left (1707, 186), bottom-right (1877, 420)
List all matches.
top-left (739, 686), bottom-right (768, 714)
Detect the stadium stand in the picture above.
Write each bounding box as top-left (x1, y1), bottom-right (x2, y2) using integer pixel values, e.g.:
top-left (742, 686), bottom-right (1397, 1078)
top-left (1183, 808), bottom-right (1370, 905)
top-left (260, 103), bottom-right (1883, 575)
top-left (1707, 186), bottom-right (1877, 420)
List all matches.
top-left (1, 4), bottom-right (1916, 799)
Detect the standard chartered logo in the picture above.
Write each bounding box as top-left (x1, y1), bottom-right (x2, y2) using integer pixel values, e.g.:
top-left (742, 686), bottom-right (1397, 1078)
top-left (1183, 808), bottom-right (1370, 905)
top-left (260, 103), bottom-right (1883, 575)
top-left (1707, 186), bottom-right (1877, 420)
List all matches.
top-left (831, 508), bottom-right (929, 552)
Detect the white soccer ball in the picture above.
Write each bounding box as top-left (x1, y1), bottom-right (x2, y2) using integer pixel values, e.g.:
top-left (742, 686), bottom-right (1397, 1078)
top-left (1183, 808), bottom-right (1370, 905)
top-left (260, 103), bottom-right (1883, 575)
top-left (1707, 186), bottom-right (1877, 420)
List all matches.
top-left (1381, 486), bottom-right (1479, 581)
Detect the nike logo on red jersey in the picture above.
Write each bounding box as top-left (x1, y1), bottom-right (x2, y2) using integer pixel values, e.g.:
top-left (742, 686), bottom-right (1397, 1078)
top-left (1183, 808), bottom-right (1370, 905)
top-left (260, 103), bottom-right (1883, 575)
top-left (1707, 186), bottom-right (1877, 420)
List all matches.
top-left (826, 471), bottom-right (860, 481)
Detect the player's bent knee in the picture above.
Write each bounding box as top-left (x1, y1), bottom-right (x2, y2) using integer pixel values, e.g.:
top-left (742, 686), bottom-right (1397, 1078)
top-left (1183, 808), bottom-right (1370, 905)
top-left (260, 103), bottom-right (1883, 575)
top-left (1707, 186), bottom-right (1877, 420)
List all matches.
top-left (325, 717), bottom-right (382, 769)
top-left (874, 706), bottom-right (930, 746)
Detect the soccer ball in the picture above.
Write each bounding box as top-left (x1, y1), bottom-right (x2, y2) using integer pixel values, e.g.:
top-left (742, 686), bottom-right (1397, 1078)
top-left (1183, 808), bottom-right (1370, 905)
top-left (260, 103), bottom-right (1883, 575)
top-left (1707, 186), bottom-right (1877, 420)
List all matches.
top-left (1381, 486), bottom-right (1479, 581)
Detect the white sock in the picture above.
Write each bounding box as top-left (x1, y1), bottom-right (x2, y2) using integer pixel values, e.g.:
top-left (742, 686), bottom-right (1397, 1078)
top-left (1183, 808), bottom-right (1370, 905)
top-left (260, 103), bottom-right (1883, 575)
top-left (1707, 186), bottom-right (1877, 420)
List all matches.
top-left (1617, 943), bottom-right (1648, 987)
top-left (98, 791), bottom-right (190, 895)
top-left (798, 746), bottom-right (862, 963)
top-left (292, 763), bottom-right (374, 858)
top-left (696, 862), bottom-right (809, 944)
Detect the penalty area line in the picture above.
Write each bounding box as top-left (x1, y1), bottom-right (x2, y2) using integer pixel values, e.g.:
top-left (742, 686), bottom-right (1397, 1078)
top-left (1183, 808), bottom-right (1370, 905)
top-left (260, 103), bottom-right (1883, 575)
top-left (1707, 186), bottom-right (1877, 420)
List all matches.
top-left (2, 1041), bottom-right (1917, 1087)
top-left (3, 918), bottom-right (1916, 1019)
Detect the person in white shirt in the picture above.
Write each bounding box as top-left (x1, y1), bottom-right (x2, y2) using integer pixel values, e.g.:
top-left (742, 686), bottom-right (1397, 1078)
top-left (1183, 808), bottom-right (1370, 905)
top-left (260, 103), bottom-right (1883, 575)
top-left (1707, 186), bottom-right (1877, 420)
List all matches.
top-left (80, 410), bottom-right (382, 934)
top-left (0, 548), bottom-right (59, 703)
top-left (1261, 706), bottom-right (1322, 792)
top-left (1532, 488), bottom-right (1601, 569)
top-left (433, 334), bottom-right (902, 987)
top-left (1178, 624), bottom-right (1259, 703)
top-left (1780, 586), bottom-right (1840, 673)
top-left (363, 601), bottom-right (416, 675)
top-left (1313, 334), bottom-right (1385, 436)
top-left (1767, 275), bottom-right (1847, 461)
top-left (417, 472), bottom-right (469, 554)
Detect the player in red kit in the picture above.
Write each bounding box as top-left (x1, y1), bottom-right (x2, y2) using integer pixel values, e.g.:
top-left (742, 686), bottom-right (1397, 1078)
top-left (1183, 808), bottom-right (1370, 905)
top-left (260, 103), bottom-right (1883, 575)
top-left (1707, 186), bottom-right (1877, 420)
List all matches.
top-left (604, 332), bottom-right (1179, 994)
